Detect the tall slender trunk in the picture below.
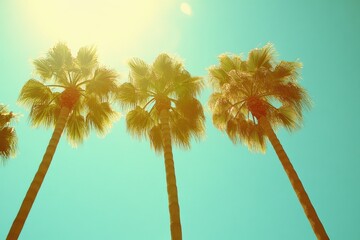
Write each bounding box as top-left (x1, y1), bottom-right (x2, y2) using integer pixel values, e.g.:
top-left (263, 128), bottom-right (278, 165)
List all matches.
top-left (7, 107), bottom-right (70, 240)
top-left (258, 116), bottom-right (329, 240)
top-left (159, 109), bottom-right (182, 240)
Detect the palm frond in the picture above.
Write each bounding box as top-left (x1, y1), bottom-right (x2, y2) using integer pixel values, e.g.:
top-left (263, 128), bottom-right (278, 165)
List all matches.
top-left (272, 61), bottom-right (302, 82)
top-left (85, 97), bottom-right (119, 136)
top-left (212, 112), bottom-right (229, 130)
top-left (18, 80), bottom-right (55, 107)
top-left (226, 117), bottom-right (266, 152)
top-left (169, 116), bottom-right (191, 149)
top-left (169, 97), bottom-right (205, 148)
top-left (148, 125), bottom-right (163, 153)
top-left (85, 68), bottom-right (118, 98)
top-left (172, 75), bottom-right (203, 98)
top-left (219, 54), bottom-right (239, 72)
top-left (75, 46), bottom-right (98, 77)
top-left (272, 82), bottom-right (311, 113)
top-left (0, 127), bottom-right (17, 159)
top-left (152, 53), bottom-right (176, 92)
top-left (247, 43), bottom-right (275, 72)
top-left (245, 121), bottom-right (266, 152)
top-left (208, 92), bottom-right (232, 116)
top-left (29, 99), bottom-right (61, 128)
top-left (117, 82), bottom-right (149, 109)
top-left (269, 105), bottom-right (302, 131)
top-left (128, 58), bottom-right (151, 90)
top-left (0, 105), bottom-right (17, 160)
top-left (33, 58), bottom-right (54, 80)
top-left (0, 105), bottom-right (15, 127)
top-left (47, 42), bottom-right (73, 71)
top-left (125, 107), bottom-right (153, 139)
top-left (153, 53), bottom-right (173, 77)
top-left (170, 111), bottom-right (205, 149)
top-left (46, 43), bottom-right (73, 85)
top-left (208, 66), bottom-right (231, 89)
top-left (175, 97), bottom-right (205, 123)
top-left (66, 112), bottom-right (89, 147)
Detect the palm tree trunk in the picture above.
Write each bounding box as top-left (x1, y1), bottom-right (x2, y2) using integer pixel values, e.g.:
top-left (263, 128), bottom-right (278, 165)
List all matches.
top-left (159, 109), bottom-right (182, 240)
top-left (258, 116), bottom-right (329, 240)
top-left (7, 107), bottom-right (70, 240)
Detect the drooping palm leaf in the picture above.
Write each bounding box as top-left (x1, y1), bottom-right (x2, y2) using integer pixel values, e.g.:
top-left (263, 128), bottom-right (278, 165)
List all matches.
top-left (126, 106), bottom-right (154, 139)
top-left (86, 68), bottom-right (118, 99)
top-left (66, 113), bottom-right (89, 146)
top-left (18, 80), bottom-right (55, 107)
top-left (0, 104), bottom-right (17, 160)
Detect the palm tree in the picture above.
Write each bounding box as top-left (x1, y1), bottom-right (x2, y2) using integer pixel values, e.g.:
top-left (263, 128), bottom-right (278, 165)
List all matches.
top-left (208, 44), bottom-right (329, 239)
top-left (7, 43), bottom-right (119, 240)
top-left (117, 54), bottom-right (205, 240)
top-left (0, 104), bottom-right (17, 162)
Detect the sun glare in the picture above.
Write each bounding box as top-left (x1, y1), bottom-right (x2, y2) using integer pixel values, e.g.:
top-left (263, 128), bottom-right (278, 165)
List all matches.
top-left (20, 0), bottom-right (169, 56)
top-left (180, 2), bottom-right (192, 16)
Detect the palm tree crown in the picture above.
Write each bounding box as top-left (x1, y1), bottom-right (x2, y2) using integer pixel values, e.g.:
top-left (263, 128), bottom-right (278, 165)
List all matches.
top-left (208, 43), bottom-right (311, 151)
top-left (18, 43), bottom-right (119, 145)
top-left (0, 104), bottom-right (17, 161)
top-left (118, 53), bottom-right (205, 151)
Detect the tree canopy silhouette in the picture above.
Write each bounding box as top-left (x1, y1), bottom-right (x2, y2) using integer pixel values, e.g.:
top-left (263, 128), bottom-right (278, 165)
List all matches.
top-left (8, 43), bottom-right (119, 240)
top-left (208, 44), bottom-right (329, 240)
top-left (117, 53), bottom-right (205, 240)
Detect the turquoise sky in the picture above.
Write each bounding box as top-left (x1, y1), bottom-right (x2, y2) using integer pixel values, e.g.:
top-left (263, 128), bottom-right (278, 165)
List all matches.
top-left (1, 0), bottom-right (359, 239)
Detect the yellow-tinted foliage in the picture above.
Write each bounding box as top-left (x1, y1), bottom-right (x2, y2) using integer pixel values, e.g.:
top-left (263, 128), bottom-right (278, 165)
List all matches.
top-left (118, 53), bottom-right (205, 152)
top-left (208, 44), bottom-right (311, 152)
top-left (18, 43), bottom-right (119, 146)
top-left (0, 104), bottom-right (17, 160)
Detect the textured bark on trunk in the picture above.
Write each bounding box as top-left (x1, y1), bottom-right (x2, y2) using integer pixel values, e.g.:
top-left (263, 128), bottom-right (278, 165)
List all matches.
top-left (258, 116), bottom-right (329, 240)
top-left (159, 109), bottom-right (182, 240)
top-left (7, 107), bottom-right (70, 240)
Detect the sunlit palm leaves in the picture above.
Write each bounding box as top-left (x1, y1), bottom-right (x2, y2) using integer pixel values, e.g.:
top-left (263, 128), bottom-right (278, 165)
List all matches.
top-left (118, 53), bottom-right (205, 152)
top-left (7, 43), bottom-right (121, 239)
top-left (208, 44), bottom-right (311, 152)
top-left (18, 43), bottom-right (119, 146)
top-left (0, 104), bottom-right (17, 161)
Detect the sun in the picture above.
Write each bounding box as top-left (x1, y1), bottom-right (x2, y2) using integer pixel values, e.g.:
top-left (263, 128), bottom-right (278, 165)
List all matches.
top-left (19, 0), bottom-right (170, 56)
top-left (180, 2), bottom-right (192, 16)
